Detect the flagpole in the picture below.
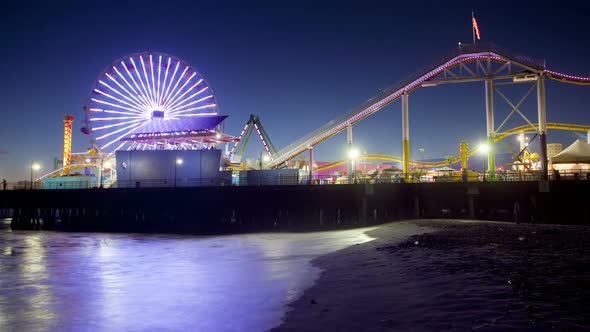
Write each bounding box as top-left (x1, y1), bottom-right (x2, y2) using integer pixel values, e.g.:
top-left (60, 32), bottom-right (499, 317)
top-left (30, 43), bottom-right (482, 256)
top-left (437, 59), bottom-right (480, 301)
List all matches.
top-left (472, 11), bottom-right (476, 46)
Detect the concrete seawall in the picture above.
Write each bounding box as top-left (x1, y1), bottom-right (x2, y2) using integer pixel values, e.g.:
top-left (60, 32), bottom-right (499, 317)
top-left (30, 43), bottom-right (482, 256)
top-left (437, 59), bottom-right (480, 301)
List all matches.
top-left (1, 181), bottom-right (588, 233)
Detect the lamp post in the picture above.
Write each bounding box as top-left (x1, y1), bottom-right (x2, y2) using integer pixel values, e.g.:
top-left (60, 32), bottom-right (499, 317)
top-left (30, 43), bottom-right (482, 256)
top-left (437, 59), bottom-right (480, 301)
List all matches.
top-left (478, 143), bottom-right (489, 181)
top-left (418, 148), bottom-right (425, 169)
top-left (30, 161), bottom-right (40, 190)
top-left (348, 148), bottom-right (360, 184)
top-left (175, 157), bottom-right (183, 187)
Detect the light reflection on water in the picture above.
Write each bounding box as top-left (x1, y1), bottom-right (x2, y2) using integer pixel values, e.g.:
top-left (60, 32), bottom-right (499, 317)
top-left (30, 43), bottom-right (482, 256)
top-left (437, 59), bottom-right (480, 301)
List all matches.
top-left (0, 222), bottom-right (374, 331)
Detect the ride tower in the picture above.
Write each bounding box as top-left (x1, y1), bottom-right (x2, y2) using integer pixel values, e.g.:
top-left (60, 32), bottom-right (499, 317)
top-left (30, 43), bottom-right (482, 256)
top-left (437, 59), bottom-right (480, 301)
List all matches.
top-left (63, 115), bottom-right (74, 173)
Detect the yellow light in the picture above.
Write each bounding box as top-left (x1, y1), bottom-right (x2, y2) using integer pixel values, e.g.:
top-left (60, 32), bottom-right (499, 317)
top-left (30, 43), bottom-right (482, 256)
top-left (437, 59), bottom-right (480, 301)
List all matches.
top-left (32, 163), bottom-right (41, 171)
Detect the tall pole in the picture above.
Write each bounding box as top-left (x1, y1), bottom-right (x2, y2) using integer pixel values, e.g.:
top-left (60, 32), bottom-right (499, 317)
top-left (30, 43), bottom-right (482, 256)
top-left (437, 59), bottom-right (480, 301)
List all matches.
top-left (485, 79), bottom-right (495, 176)
top-left (402, 93), bottom-right (410, 180)
top-left (347, 124), bottom-right (353, 182)
top-left (309, 146), bottom-right (314, 184)
top-left (30, 160), bottom-right (34, 190)
top-left (99, 156), bottom-right (104, 188)
top-left (537, 75), bottom-right (548, 180)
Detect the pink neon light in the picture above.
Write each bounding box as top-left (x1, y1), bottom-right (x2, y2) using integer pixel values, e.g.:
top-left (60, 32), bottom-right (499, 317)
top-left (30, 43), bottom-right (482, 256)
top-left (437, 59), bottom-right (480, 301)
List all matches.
top-left (544, 69), bottom-right (590, 82)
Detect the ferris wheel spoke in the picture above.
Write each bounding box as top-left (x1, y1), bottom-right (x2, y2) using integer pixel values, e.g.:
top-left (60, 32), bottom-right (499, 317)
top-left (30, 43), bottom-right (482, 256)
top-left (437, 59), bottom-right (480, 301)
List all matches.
top-left (140, 56), bottom-right (157, 107)
top-left (164, 80), bottom-right (204, 111)
top-left (168, 95), bottom-right (214, 114)
top-left (150, 55), bottom-right (157, 105)
top-left (131, 57), bottom-right (155, 108)
top-left (166, 87), bottom-right (209, 113)
top-left (91, 119), bottom-right (145, 131)
top-left (90, 115), bottom-right (145, 122)
top-left (105, 72), bottom-right (151, 110)
top-left (168, 105), bottom-right (217, 116)
top-left (163, 66), bottom-right (189, 107)
top-left (93, 88), bottom-right (145, 113)
top-left (122, 61), bottom-right (153, 108)
top-left (87, 52), bottom-right (220, 154)
top-left (163, 72), bottom-right (197, 110)
top-left (91, 98), bottom-right (147, 114)
top-left (88, 108), bottom-right (142, 116)
top-left (96, 121), bottom-right (145, 140)
top-left (161, 60), bottom-right (180, 107)
top-left (156, 55), bottom-right (162, 105)
top-left (99, 120), bottom-right (150, 149)
top-left (115, 141), bottom-right (130, 151)
top-left (159, 57), bottom-right (171, 106)
top-left (112, 66), bottom-right (139, 95)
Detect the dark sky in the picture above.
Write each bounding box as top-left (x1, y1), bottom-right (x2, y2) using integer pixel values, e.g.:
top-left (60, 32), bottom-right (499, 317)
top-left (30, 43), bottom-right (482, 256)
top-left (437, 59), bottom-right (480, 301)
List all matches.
top-left (1, 1), bottom-right (590, 180)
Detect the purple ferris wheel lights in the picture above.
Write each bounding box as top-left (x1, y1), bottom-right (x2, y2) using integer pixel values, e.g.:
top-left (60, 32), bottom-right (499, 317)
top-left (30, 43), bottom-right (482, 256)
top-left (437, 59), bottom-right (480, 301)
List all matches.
top-left (85, 52), bottom-right (221, 153)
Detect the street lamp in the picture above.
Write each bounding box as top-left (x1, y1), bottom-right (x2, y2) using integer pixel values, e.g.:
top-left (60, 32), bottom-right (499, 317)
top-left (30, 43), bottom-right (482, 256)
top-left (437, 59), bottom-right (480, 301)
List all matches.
top-left (30, 161), bottom-right (40, 189)
top-left (478, 143), bottom-right (489, 181)
top-left (348, 148), bottom-right (360, 183)
top-left (175, 157), bottom-right (183, 187)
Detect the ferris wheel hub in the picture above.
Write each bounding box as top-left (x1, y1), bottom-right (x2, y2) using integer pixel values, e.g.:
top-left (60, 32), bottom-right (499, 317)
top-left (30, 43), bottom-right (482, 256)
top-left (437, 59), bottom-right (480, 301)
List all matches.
top-left (151, 110), bottom-right (165, 119)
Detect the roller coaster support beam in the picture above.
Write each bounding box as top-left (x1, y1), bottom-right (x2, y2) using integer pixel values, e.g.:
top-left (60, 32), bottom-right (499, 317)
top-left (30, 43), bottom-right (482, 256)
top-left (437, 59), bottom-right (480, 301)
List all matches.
top-left (537, 75), bottom-right (548, 180)
top-left (309, 146), bottom-right (314, 183)
top-left (347, 124), bottom-right (353, 181)
top-left (402, 93), bottom-right (410, 179)
top-left (485, 79), bottom-right (496, 176)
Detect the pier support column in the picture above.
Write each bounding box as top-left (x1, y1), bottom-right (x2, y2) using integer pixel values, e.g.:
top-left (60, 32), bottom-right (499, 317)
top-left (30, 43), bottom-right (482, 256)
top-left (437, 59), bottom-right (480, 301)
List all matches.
top-left (485, 79), bottom-right (495, 175)
top-left (537, 75), bottom-right (548, 180)
top-left (347, 124), bottom-right (353, 182)
top-left (402, 93), bottom-right (410, 179)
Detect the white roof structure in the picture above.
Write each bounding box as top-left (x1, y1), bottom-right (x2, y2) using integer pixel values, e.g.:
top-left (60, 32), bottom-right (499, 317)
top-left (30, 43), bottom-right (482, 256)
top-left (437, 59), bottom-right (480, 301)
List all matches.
top-left (551, 139), bottom-right (590, 164)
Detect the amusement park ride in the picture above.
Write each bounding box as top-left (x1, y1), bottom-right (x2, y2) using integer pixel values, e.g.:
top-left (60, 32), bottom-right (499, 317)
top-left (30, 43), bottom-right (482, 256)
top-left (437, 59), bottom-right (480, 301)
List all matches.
top-left (38, 43), bottom-right (590, 187)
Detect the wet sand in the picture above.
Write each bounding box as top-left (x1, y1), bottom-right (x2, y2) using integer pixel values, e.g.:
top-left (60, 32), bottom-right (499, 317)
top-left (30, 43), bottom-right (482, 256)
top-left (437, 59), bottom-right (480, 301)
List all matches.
top-left (273, 220), bottom-right (590, 331)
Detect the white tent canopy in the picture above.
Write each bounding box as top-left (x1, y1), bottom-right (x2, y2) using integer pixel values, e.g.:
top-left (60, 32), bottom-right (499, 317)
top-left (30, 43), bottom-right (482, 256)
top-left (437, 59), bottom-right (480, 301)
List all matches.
top-left (551, 139), bottom-right (590, 164)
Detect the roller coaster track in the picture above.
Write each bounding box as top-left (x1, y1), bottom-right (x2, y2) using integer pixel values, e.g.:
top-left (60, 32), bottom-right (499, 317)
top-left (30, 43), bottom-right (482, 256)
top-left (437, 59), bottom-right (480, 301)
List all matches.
top-left (315, 122), bottom-right (590, 172)
top-left (37, 163), bottom-right (97, 180)
top-left (267, 44), bottom-right (590, 169)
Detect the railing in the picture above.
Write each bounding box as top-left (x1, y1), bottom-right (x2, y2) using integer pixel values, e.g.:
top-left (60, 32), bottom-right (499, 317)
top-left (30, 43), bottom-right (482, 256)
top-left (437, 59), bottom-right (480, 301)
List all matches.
top-left (1, 170), bottom-right (587, 190)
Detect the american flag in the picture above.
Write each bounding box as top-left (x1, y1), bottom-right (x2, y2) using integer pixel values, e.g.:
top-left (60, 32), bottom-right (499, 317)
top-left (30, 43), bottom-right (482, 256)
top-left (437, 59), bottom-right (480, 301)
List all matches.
top-left (472, 15), bottom-right (481, 40)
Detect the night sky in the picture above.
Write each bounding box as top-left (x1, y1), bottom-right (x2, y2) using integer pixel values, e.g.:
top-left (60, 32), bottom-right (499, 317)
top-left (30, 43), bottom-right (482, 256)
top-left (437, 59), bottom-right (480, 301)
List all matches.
top-left (1, 1), bottom-right (590, 180)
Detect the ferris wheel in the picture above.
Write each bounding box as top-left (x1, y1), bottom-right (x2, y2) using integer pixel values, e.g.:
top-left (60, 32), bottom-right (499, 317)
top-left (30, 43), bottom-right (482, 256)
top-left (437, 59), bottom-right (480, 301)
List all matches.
top-left (83, 52), bottom-right (219, 154)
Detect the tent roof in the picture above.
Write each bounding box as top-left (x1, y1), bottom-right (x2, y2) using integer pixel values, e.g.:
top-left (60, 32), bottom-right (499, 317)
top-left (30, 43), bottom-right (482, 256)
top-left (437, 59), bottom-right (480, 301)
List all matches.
top-left (551, 139), bottom-right (590, 164)
top-left (432, 166), bottom-right (456, 171)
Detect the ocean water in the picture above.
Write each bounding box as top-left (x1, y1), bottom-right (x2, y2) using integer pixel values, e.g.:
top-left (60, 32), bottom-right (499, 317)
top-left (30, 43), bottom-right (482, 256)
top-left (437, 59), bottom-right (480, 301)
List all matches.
top-left (0, 221), bottom-right (374, 332)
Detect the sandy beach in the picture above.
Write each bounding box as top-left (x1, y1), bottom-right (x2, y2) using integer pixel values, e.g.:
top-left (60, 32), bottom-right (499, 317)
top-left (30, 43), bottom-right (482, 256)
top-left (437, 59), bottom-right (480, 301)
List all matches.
top-left (273, 220), bottom-right (590, 331)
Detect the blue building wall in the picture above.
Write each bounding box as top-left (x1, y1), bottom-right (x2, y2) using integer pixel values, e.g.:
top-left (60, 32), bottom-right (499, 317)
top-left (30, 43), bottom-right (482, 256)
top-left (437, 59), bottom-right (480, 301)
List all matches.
top-left (115, 149), bottom-right (222, 187)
